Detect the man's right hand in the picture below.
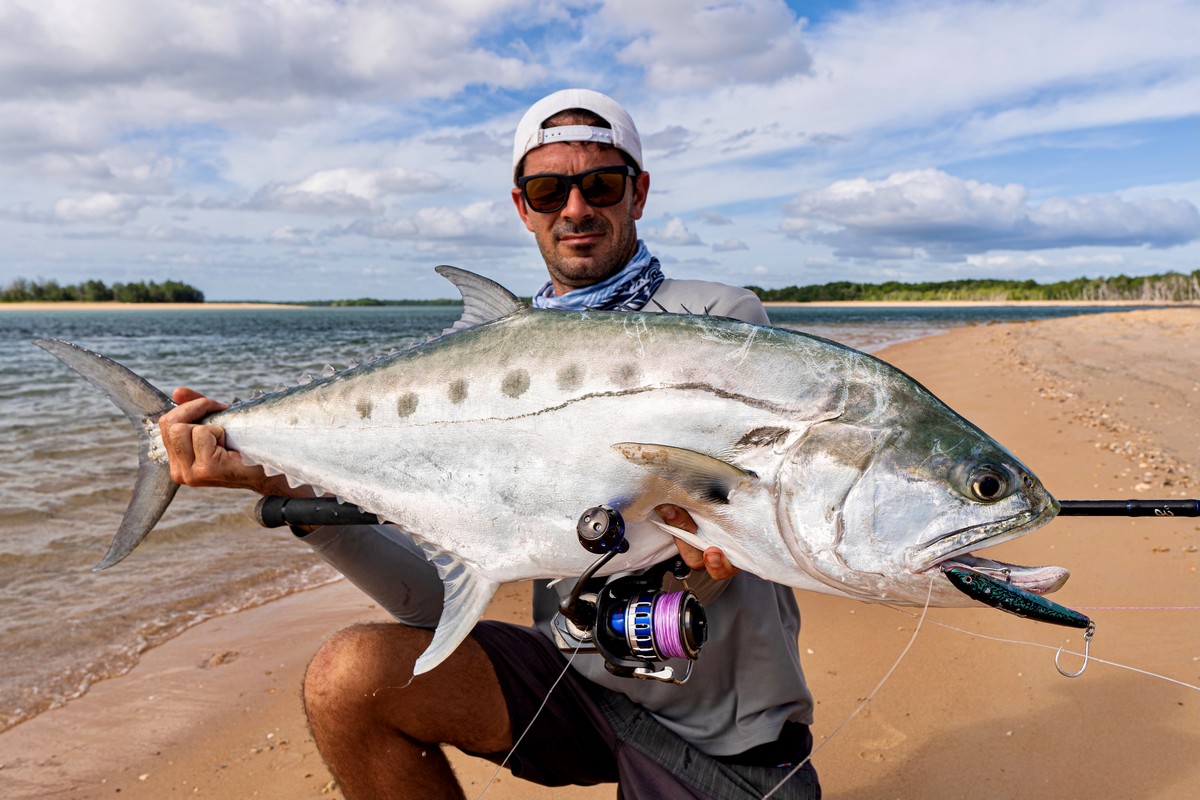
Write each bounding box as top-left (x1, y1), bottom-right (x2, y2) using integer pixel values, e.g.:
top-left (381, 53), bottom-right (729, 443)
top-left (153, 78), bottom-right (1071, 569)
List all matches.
top-left (158, 387), bottom-right (313, 498)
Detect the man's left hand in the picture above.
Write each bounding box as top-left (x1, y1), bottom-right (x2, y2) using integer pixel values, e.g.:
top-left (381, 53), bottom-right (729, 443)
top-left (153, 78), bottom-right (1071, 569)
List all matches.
top-left (654, 504), bottom-right (739, 581)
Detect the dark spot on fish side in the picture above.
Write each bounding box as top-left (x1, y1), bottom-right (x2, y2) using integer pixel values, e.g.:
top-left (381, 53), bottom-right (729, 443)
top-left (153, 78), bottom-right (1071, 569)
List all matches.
top-left (502, 369), bottom-right (530, 398)
top-left (556, 364), bottom-right (583, 392)
top-left (611, 362), bottom-right (641, 387)
top-left (356, 398), bottom-right (373, 419)
top-left (448, 379), bottom-right (468, 404)
top-left (397, 392), bottom-right (418, 417)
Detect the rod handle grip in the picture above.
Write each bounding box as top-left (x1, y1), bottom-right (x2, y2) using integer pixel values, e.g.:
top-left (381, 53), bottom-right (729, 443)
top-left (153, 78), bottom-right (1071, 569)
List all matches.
top-left (254, 496), bottom-right (379, 528)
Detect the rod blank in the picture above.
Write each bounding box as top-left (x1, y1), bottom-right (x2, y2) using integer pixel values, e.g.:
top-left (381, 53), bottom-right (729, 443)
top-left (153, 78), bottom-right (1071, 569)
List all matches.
top-left (1057, 499), bottom-right (1200, 517)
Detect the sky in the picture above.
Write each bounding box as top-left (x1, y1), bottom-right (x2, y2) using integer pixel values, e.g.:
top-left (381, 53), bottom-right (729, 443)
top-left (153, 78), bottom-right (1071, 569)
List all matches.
top-left (1, 0), bottom-right (1197, 301)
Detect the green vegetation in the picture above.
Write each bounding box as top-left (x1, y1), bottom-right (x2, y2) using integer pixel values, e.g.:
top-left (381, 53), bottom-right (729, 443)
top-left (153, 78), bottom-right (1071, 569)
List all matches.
top-left (8, 270), bottom-right (1196, 305)
top-left (1, 277), bottom-right (205, 303)
top-left (746, 270), bottom-right (1200, 303)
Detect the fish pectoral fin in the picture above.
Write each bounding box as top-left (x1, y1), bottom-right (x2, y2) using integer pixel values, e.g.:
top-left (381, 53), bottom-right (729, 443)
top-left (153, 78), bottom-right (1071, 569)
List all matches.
top-left (613, 442), bottom-right (757, 505)
top-left (413, 546), bottom-right (499, 677)
top-left (646, 519), bottom-right (709, 552)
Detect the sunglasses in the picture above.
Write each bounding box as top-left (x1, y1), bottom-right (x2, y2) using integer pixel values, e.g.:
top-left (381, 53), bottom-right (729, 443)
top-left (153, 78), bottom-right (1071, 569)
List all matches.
top-left (517, 165), bottom-right (637, 214)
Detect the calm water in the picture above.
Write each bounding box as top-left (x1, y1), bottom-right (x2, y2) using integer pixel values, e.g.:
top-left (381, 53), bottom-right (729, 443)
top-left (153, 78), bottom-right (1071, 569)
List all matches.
top-left (0, 303), bottom-right (1145, 731)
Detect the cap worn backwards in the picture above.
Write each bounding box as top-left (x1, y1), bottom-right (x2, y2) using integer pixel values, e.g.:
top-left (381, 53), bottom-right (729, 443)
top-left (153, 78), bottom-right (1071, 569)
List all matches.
top-left (512, 88), bottom-right (643, 182)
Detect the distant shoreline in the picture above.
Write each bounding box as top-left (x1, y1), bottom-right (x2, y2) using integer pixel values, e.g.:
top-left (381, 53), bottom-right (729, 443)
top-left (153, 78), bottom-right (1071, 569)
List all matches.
top-left (0, 301), bottom-right (303, 311)
top-left (3, 299), bottom-right (1195, 311)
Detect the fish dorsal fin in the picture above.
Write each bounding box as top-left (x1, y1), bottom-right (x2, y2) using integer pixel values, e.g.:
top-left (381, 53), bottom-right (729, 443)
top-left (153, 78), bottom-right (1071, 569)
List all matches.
top-left (613, 442), bottom-right (758, 504)
top-left (435, 265), bottom-right (526, 335)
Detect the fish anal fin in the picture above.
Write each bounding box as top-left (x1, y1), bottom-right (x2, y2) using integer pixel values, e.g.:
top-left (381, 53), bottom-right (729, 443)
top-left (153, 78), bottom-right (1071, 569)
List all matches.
top-left (614, 442), bottom-right (757, 505)
top-left (414, 546), bottom-right (499, 676)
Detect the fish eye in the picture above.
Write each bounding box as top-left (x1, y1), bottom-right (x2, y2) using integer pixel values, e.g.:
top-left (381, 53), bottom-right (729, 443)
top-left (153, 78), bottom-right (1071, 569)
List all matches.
top-left (969, 467), bottom-right (1009, 502)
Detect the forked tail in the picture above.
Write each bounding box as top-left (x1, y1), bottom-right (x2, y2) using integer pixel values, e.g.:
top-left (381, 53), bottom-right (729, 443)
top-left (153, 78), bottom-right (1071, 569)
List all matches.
top-left (34, 339), bottom-right (178, 570)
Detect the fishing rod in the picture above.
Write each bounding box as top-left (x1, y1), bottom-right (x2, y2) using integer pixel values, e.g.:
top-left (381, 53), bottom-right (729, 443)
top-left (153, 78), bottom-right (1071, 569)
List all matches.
top-left (253, 493), bottom-right (1196, 682)
top-left (255, 495), bottom-right (1200, 528)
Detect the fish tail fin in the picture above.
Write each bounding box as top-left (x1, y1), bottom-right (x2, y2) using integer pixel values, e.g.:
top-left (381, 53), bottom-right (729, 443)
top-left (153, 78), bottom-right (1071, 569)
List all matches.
top-left (414, 545), bottom-right (499, 676)
top-left (34, 339), bottom-right (179, 571)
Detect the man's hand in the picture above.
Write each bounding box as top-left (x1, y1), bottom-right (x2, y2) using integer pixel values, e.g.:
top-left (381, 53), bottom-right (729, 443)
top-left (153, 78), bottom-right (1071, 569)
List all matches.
top-left (158, 388), bottom-right (312, 498)
top-left (654, 504), bottom-right (739, 581)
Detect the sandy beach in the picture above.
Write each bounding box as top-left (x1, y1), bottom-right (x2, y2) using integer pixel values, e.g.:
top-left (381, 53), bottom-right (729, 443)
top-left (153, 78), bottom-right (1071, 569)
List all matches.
top-left (2, 308), bottom-right (1197, 799)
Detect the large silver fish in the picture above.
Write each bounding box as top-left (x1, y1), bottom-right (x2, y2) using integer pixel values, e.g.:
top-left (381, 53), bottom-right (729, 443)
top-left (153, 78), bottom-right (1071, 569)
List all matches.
top-left (37, 266), bottom-right (1069, 675)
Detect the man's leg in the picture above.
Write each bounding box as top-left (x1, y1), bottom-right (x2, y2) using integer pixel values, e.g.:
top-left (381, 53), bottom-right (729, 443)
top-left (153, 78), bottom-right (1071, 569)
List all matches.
top-left (302, 622), bottom-right (511, 800)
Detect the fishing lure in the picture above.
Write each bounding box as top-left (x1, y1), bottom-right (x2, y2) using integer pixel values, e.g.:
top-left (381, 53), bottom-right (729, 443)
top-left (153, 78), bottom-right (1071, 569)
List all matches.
top-left (942, 564), bottom-right (1095, 677)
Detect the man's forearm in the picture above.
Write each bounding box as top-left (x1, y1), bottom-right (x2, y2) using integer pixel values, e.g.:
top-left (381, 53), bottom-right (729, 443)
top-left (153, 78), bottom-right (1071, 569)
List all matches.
top-left (300, 524), bottom-right (445, 628)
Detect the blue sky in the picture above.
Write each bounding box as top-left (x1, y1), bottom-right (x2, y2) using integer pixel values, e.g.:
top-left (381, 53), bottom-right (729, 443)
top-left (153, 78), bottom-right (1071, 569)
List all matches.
top-left (1, 0), bottom-right (1197, 300)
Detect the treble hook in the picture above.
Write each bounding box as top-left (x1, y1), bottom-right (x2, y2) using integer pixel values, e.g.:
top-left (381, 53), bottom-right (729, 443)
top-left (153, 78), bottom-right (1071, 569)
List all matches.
top-left (1055, 622), bottom-right (1096, 678)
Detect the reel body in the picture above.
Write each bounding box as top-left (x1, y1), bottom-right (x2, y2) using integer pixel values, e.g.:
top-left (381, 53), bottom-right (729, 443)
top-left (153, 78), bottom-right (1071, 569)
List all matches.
top-left (555, 505), bottom-right (708, 684)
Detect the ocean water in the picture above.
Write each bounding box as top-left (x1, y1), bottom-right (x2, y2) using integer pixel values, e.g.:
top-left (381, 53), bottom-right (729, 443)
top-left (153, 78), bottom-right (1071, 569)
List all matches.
top-left (0, 303), bottom-right (1145, 732)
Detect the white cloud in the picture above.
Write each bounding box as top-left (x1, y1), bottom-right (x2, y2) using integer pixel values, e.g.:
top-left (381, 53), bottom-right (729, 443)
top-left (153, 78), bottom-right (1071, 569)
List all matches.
top-left (712, 238), bottom-right (749, 252)
top-left (269, 226), bottom-right (314, 246)
top-left (52, 192), bottom-right (145, 224)
top-left (643, 0), bottom-right (1199, 179)
top-left (249, 167), bottom-right (450, 215)
top-left (695, 210), bottom-right (733, 226)
top-left (0, 0), bottom-right (539, 159)
top-left (600, 0), bottom-right (811, 90)
top-left (783, 169), bottom-right (1200, 256)
top-left (340, 201), bottom-right (523, 246)
top-left (646, 216), bottom-right (704, 246)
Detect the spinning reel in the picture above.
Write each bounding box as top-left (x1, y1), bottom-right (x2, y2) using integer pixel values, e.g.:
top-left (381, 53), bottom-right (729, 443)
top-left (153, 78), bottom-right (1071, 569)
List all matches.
top-left (553, 505), bottom-right (708, 684)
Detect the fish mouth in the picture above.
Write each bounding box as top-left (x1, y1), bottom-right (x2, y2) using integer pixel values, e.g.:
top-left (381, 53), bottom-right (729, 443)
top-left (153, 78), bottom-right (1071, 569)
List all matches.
top-left (907, 497), bottom-right (1067, 594)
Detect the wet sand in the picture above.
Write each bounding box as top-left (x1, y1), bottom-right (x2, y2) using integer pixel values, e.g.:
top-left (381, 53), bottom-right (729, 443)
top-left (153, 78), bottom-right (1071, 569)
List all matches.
top-left (1, 308), bottom-right (1196, 799)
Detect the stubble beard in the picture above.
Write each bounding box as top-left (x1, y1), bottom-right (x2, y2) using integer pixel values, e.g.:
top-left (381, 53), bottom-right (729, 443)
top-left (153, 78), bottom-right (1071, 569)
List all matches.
top-left (538, 216), bottom-right (639, 293)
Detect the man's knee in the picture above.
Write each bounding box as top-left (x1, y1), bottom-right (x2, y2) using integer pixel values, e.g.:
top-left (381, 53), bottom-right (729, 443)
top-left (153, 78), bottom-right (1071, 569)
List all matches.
top-left (303, 623), bottom-right (430, 724)
top-left (302, 621), bottom-right (511, 753)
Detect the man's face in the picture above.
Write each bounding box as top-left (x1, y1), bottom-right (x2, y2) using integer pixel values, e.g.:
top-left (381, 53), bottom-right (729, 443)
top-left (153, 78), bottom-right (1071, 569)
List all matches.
top-left (511, 142), bottom-right (650, 296)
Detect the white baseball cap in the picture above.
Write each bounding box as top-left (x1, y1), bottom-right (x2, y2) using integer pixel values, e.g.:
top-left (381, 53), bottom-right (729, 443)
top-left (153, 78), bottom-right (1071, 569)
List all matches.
top-left (512, 88), bottom-right (644, 182)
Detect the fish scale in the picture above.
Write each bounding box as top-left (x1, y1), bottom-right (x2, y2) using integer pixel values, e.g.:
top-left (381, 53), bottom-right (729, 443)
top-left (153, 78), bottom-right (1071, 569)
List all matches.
top-left (36, 265), bottom-right (1070, 677)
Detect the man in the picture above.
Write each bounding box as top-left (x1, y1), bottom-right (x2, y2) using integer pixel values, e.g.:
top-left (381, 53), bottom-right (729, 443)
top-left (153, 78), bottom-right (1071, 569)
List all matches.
top-left (160, 89), bottom-right (820, 799)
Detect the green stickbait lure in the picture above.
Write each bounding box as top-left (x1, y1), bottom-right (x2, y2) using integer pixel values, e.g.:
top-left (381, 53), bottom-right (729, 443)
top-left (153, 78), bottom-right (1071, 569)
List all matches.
top-left (941, 565), bottom-right (1092, 629)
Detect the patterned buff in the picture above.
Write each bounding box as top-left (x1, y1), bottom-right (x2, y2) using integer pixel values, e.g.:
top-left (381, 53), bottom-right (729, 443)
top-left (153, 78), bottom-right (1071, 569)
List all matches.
top-left (532, 240), bottom-right (665, 311)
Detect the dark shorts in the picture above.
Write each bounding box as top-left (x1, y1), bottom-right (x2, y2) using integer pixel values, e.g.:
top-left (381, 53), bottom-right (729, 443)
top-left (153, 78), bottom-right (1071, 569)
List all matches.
top-left (467, 621), bottom-right (821, 800)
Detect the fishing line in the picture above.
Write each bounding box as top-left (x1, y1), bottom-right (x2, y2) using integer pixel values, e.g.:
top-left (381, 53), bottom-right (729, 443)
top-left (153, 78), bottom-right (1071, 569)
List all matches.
top-left (474, 637), bottom-right (585, 800)
top-left (761, 577), bottom-right (934, 800)
top-left (881, 606), bottom-right (1200, 693)
top-left (1073, 605), bottom-right (1200, 611)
